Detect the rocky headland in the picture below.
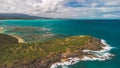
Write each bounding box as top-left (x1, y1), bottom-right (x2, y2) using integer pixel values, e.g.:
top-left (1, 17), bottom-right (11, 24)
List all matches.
top-left (0, 34), bottom-right (113, 68)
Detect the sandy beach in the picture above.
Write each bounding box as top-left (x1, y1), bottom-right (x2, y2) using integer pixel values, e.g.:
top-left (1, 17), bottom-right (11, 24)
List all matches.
top-left (0, 27), bottom-right (4, 33)
top-left (0, 27), bottom-right (24, 43)
top-left (9, 34), bottom-right (25, 43)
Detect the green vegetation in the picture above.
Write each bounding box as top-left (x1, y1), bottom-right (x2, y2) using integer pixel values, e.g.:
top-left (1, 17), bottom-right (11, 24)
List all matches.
top-left (0, 34), bottom-right (90, 67)
top-left (0, 34), bottom-right (18, 45)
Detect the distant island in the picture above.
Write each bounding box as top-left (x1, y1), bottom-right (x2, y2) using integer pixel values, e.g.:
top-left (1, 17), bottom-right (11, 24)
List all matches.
top-left (0, 13), bottom-right (51, 20)
top-left (0, 33), bottom-right (111, 68)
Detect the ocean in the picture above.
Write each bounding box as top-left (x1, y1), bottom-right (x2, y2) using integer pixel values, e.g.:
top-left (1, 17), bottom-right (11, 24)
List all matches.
top-left (0, 19), bottom-right (120, 68)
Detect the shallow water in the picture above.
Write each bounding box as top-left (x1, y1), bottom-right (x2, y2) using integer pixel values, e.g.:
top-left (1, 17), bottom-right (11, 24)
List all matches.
top-left (0, 19), bottom-right (120, 68)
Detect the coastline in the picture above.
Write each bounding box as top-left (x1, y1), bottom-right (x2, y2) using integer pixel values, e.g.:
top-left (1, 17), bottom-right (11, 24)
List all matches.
top-left (0, 27), bottom-right (4, 33)
top-left (0, 35), bottom-right (115, 68)
top-left (0, 19), bottom-right (118, 68)
top-left (50, 39), bottom-right (114, 68)
top-left (9, 34), bottom-right (25, 43)
top-left (0, 27), bottom-right (25, 43)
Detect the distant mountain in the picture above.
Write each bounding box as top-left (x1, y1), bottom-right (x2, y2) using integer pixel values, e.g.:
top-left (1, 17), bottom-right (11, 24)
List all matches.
top-left (0, 13), bottom-right (50, 19)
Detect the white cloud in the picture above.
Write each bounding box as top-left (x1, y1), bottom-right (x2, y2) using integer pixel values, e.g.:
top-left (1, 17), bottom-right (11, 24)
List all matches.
top-left (33, 0), bottom-right (64, 12)
top-left (0, 0), bottom-right (120, 19)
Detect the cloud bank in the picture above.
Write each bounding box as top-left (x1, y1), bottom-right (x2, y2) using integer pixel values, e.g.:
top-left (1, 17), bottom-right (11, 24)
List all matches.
top-left (0, 0), bottom-right (120, 19)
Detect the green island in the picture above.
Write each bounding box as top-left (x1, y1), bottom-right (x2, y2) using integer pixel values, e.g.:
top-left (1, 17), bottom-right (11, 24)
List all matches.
top-left (0, 33), bottom-right (105, 68)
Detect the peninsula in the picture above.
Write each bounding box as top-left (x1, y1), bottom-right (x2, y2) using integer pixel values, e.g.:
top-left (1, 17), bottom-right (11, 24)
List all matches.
top-left (0, 34), bottom-right (109, 68)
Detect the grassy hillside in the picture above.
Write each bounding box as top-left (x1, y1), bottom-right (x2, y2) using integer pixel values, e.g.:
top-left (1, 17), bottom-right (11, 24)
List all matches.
top-left (0, 35), bottom-right (90, 67)
top-left (0, 34), bottom-right (18, 45)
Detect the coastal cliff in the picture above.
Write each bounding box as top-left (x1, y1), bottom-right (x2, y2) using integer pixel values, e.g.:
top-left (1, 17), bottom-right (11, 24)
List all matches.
top-left (0, 34), bottom-right (107, 68)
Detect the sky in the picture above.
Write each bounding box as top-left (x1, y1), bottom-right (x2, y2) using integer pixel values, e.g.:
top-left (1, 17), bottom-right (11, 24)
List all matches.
top-left (0, 0), bottom-right (120, 19)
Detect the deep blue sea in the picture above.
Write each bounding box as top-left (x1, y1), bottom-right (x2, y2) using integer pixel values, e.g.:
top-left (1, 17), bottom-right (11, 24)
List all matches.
top-left (0, 19), bottom-right (120, 68)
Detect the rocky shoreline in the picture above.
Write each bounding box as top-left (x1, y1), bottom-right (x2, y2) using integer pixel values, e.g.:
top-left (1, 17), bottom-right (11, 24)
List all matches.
top-left (50, 39), bottom-right (114, 68)
top-left (0, 35), bottom-right (113, 68)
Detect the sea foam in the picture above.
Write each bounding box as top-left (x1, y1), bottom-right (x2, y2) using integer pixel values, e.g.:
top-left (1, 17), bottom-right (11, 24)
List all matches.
top-left (50, 39), bottom-right (114, 68)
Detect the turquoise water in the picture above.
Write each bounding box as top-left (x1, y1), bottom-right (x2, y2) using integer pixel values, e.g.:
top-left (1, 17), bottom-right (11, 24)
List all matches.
top-left (0, 19), bottom-right (120, 68)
